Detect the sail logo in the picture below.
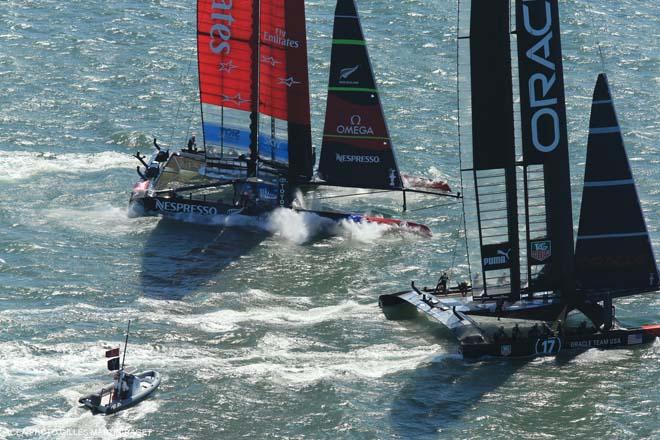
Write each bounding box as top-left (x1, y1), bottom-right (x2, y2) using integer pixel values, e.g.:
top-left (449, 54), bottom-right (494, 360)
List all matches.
top-left (155, 200), bottom-right (218, 216)
top-left (336, 115), bottom-right (374, 136)
top-left (483, 248), bottom-right (511, 268)
top-left (388, 169), bottom-right (398, 187)
top-left (263, 28), bottom-right (300, 48)
top-left (339, 65), bottom-right (360, 85)
top-left (335, 153), bottom-right (380, 164)
top-left (530, 240), bottom-right (551, 262)
top-left (209, 0), bottom-right (234, 55)
top-left (521, 0), bottom-right (561, 153)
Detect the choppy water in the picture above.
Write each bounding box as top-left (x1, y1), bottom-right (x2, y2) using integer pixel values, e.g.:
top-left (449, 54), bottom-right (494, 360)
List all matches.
top-left (1, 0), bottom-right (658, 439)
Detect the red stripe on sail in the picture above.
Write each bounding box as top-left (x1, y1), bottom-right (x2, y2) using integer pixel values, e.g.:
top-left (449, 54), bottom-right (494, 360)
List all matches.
top-left (105, 347), bottom-right (120, 358)
top-left (259, 0), bottom-right (310, 124)
top-left (197, 0), bottom-right (254, 112)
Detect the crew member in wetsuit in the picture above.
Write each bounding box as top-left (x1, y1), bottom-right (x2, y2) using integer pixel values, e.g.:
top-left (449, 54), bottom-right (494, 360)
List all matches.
top-left (186, 135), bottom-right (197, 152)
top-left (436, 272), bottom-right (449, 295)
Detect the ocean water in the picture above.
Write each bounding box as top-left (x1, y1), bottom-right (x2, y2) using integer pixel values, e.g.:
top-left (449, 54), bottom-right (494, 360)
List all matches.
top-left (0, 0), bottom-right (658, 439)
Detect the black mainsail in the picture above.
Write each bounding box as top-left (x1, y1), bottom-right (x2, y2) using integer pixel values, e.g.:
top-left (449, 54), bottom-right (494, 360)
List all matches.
top-left (459, 0), bottom-right (520, 300)
top-left (459, 0), bottom-right (576, 301)
top-left (515, 0), bottom-right (574, 298)
top-left (317, 0), bottom-right (402, 190)
top-left (575, 74), bottom-right (659, 294)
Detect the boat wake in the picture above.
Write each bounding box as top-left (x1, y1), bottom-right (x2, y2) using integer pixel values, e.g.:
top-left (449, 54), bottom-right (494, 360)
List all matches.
top-left (0, 151), bottom-right (134, 182)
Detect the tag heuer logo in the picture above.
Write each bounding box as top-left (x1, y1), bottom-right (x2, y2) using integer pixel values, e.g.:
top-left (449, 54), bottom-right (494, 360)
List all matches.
top-left (530, 240), bottom-right (551, 262)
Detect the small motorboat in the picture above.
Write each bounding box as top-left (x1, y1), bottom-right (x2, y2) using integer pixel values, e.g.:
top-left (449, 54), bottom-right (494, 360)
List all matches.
top-left (79, 370), bottom-right (161, 415)
top-left (79, 321), bottom-right (161, 415)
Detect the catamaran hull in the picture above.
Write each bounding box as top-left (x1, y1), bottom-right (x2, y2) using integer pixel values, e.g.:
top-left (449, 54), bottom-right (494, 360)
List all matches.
top-left (460, 326), bottom-right (658, 359)
top-left (379, 289), bottom-right (659, 359)
top-left (129, 190), bottom-right (432, 236)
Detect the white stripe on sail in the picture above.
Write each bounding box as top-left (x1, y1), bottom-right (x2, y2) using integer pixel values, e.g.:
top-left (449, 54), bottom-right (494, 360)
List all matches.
top-left (589, 126), bottom-right (620, 134)
top-left (335, 15), bottom-right (358, 19)
top-left (584, 179), bottom-right (634, 187)
top-left (577, 232), bottom-right (648, 240)
top-left (592, 99), bottom-right (613, 104)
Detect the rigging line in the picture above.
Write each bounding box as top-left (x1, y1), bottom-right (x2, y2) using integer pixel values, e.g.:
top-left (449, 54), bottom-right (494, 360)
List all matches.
top-left (456, 0), bottom-right (471, 284)
top-left (406, 200), bottom-right (460, 213)
top-left (167, 42), bottom-right (197, 149)
top-left (313, 190), bottom-right (393, 201)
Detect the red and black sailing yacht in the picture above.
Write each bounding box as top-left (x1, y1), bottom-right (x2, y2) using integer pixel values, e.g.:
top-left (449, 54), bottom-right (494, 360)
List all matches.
top-left (128, 0), bottom-right (454, 236)
top-left (379, 0), bottom-right (659, 358)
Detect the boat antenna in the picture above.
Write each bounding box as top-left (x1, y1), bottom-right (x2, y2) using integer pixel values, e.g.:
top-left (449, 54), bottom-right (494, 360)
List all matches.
top-left (121, 320), bottom-right (131, 370)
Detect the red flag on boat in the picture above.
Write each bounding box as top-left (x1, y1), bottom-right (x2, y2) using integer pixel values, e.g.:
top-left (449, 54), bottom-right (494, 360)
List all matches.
top-left (105, 348), bottom-right (120, 358)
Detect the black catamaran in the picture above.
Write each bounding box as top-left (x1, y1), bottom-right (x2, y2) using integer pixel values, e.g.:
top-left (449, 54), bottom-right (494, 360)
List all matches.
top-left (128, 0), bottom-right (454, 237)
top-left (379, 0), bottom-right (659, 358)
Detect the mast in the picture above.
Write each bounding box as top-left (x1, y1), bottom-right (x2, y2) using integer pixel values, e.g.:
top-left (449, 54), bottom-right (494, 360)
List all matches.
top-left (248, 0), bottom-right (261, 177)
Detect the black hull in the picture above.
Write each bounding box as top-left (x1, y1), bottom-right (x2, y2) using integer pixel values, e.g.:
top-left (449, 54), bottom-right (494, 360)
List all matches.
top-left (460, 327), bottom-right (657, 359)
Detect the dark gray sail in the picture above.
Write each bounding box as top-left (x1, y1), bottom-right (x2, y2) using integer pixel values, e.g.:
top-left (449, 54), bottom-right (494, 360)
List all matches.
top-left (459, 0), bottom-right (520, 299)
top-left (575, 74), bottom-right (659, 294)
top-left (515, 0), bottom-right (574, 297)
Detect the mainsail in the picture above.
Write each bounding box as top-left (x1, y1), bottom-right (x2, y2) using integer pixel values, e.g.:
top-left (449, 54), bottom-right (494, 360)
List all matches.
top-left (575, 74), bottom-right (659, 294)
top-left (196, 0), bottom-right (313, 181)
top-left (459, 0), bottom-right (574, 300)
top-left (317, 0), bottom-right (402, 190)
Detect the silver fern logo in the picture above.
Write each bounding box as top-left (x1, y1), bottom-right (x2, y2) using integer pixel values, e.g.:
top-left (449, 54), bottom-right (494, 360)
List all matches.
top-left (339, 65), bottom-right (360, 85)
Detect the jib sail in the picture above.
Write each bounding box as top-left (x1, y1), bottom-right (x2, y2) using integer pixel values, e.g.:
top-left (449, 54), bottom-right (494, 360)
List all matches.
top-left (317, 0), bottom-right (401, 190)
top-left (575, 74), bottom-right (659, 294)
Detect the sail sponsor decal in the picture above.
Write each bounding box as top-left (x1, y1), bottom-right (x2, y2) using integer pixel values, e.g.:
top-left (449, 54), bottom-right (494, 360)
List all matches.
top-left (335, 153), bottom-right (380, 164)
top-left (516, 0), bottom-right (569, 162)
top-left (208, 0), bottom-right (234, 55)
top-left (529, 239), bottom-right (552, 264)
top-left (335, 115), bottom-right (375, 136)
top-left (481, 243), bottom-right (512, 270)
top-left (263, 27), bottom-right (300, 48)
top-left (155, 199), bottom-right (219, 216)
top-left (339, 65), bottom-right (360, 84)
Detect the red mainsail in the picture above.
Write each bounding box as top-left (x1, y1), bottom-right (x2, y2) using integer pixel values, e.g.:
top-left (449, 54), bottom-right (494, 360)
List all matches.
top-left (196, 0), bottom-right (312, 177)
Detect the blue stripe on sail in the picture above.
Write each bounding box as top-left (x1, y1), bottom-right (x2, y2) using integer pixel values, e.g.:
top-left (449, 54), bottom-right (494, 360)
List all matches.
top-left (583, 179), bottom-right (634, 187)
top-left (589, 126), bottom-right (620, 134)
top-left (592, 99), bottom-right (613, 104)
top-left (258, 134), bottom-right (289, 164)
top-left (203, 122), bottom-right (251, 153)
top-left (577, 232), bottom-right (648, 240)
